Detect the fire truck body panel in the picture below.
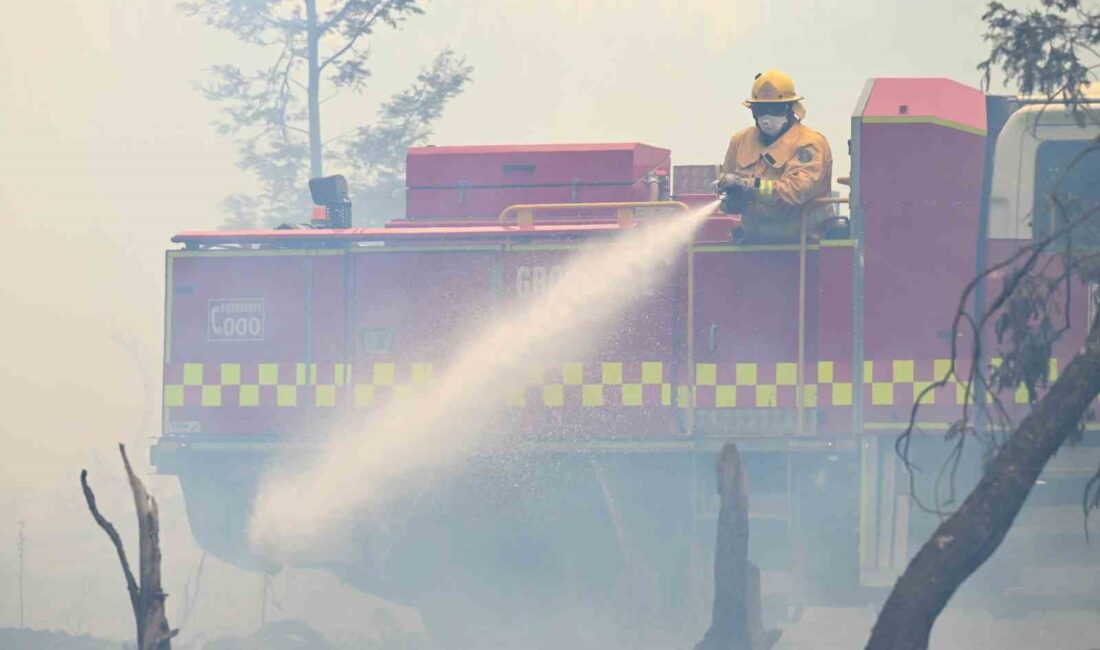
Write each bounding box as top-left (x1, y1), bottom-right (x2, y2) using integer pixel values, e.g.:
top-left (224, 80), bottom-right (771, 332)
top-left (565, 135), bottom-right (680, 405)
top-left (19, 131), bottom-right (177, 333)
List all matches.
top-left (861, 78), bottom-right (988, 133)
top-left (163, 246), bottom-right (860, 441)
top-left (856, 81), bottom-right (988, 434)
top-left (690, 245), bottom-right (839, 436)
top-left (165, 252), bottom-right (328, 438)
top-left (406, 142), bottom-right (671, 220)
top-left (163, 237), bottom-right (691, 442)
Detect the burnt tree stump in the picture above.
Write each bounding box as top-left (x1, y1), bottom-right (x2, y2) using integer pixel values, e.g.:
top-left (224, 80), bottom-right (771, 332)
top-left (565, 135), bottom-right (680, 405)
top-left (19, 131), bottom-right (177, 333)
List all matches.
top-left (81, 444), bottom-right (176, 650)
top-left (695, 443), bottom-right (780, 650)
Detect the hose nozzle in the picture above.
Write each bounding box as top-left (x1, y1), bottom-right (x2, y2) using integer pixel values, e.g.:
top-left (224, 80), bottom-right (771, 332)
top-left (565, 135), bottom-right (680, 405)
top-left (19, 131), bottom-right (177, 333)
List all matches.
top-left (720, 186), bottom-right (750, 215)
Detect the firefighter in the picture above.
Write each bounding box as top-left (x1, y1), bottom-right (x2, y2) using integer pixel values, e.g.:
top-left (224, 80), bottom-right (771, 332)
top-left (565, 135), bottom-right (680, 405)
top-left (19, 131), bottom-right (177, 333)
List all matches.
top-left (717, 70), bottom-right (833, 242)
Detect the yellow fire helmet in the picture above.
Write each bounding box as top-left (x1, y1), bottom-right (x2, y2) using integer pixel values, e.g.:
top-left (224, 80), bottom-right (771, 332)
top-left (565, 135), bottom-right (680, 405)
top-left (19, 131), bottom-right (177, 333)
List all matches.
top-left (744, 69), bottom-right (807, 121)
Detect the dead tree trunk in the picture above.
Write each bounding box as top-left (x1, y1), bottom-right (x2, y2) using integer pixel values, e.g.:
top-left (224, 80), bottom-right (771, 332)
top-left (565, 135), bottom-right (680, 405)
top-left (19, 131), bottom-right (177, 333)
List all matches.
top-left (696, 443), bottom-right (753, 650)
top-left (81, 444), bottom-right (176, 650)
top-left (866, 322), bottom-right (1100, 650)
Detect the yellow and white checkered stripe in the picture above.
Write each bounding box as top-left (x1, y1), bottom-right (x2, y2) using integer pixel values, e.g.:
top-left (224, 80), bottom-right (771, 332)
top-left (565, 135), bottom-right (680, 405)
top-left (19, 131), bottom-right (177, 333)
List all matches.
top-left (352, 362), bottom-right (434, 407)
top-left (860, 358), bottom-right (1058, 407)
top-left (514, 361), bottom-right (689, 408)
top-left (164, 358), bottom-right (1058, 409)
top-left (164, 362), bottom-right (355, 408)
top-left (163, 361), bottom-right (691, 409)
top-left (692, 360), bottom-right (858, 408)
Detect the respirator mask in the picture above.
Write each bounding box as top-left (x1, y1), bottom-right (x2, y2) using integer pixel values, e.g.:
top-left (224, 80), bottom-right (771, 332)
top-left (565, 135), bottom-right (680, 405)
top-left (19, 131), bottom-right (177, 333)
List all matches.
top-left (756, 114), bottom-right (788, 136)
top-left (752, 104), bottom-right (791, 137)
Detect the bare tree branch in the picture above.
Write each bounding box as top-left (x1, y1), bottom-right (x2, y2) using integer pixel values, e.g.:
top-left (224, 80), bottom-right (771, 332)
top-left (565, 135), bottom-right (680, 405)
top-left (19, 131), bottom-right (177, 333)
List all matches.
top-left (897, 143), bottom-right (1100, 517)
top-left (176, 552), bottom-right (207, 633)
top-left (81, 468), bottom-right (140, 618)
top-left (873, 6), bottom-right (1100, 639)
top-left (869, 314), bottom-right (1100, 649)
top-left (1086, 464), bottom-right (1100, 539)
top-left (82, 445), bottom-right (178, 649)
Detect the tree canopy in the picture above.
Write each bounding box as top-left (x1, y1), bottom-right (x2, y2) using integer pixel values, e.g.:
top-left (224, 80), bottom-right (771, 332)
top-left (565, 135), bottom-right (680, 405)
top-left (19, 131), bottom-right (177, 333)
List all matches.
top-left (181, 0), bottom-right (472, 227)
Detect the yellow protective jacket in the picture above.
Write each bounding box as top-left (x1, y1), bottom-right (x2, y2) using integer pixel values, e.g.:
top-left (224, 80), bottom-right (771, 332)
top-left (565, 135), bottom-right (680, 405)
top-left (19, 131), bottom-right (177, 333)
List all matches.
top-left (720, 121), bottom-right (833, 242)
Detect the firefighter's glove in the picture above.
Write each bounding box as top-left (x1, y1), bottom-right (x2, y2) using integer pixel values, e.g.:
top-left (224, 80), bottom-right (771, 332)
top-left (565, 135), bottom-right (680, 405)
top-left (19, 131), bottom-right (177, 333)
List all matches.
top-left (716, 174), bottom-right (754, 192)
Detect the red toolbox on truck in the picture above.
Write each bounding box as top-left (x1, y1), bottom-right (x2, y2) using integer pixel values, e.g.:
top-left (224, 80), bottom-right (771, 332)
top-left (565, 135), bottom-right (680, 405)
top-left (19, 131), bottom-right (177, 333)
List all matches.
top-left (405, 142), bottom-right (671, 220)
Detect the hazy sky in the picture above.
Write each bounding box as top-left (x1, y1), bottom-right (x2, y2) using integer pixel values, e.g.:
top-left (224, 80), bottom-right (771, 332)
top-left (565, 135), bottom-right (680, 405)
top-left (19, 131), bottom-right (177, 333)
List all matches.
top-left (0, 0), bottom-right (1022, 640)
top-left (1, 0), bottom-right (1003, 233)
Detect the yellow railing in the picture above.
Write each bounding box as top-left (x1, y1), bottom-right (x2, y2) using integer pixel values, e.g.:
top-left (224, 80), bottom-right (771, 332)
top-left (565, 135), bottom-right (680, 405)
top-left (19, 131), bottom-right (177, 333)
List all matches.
top-left (797, 196), bottom-right (850, 434)
top-left (498, 201), bottom-right (691, 228)
top-left (494, 194), bottom-right (849, 439)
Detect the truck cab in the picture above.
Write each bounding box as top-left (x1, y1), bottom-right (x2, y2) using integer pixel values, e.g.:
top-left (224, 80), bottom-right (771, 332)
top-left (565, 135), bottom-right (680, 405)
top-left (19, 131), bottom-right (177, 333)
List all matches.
top-left (988, 93), bottom-right (1100, 241)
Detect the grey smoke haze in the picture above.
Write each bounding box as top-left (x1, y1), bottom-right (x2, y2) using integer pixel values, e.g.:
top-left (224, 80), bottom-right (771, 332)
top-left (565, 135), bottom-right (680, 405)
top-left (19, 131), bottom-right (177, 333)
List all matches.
top-left (2, 0), bottom-right (1098, 646)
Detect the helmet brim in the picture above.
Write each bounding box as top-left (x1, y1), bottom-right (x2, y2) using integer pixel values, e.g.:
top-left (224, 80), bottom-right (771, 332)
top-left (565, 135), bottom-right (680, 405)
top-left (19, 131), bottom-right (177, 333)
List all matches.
top-left (744, 99), bottom-right (806, 121)
top-left (743, 95), bottom-right (804, 106)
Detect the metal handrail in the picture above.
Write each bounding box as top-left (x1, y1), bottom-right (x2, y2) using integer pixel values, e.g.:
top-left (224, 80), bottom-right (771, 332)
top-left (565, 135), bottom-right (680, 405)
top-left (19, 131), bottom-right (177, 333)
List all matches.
top-left (797, 196), bottom-right (851, 435)
top-left (498, 201), bottom-right (691, 228)
top-left (493, 194), bottom-right (844, 437)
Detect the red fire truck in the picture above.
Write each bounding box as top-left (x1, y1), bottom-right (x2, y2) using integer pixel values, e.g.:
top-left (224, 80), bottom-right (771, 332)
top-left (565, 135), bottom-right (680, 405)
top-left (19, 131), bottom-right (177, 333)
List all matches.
top-left (154, 77), bottom-right (1100, 625)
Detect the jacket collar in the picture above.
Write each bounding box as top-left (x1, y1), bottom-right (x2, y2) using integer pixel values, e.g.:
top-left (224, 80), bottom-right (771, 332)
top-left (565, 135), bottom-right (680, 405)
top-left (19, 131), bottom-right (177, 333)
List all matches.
top-left (735, 121), bottom-right (806, 169)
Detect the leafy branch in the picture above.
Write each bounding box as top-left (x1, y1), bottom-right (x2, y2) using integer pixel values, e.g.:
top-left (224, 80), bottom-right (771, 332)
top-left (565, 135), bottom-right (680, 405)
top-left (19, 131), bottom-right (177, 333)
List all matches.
top-left (182, 0), bottom-right (471, 227)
